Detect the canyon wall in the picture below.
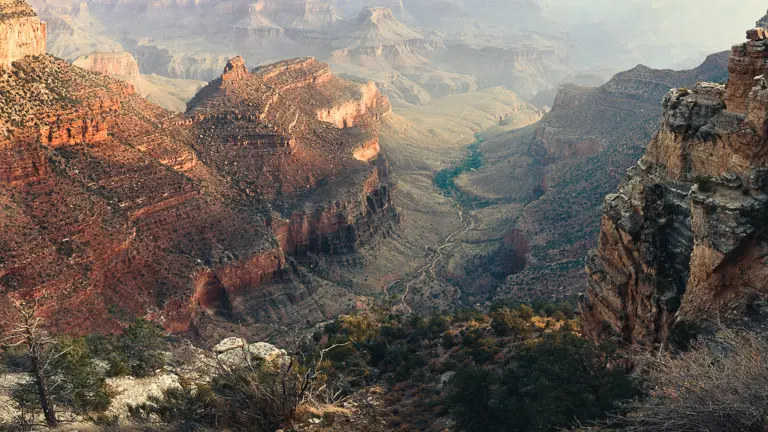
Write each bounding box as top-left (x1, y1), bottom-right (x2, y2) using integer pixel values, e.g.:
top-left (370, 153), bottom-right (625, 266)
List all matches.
top-left (72, 51), bottom-right (141, 81)
top-left (0, 0), bottom-right (46, 69)
top-left (581, 29), bottom-right (768, 345)
top-left (551, 83), bottom-right (593, 111)
top-left (0, 26), bottom-right (397, 338)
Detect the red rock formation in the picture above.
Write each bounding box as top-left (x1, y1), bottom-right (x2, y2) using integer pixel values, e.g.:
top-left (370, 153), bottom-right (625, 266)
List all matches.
top-left (0, 47), bottom-right (398, 336)
top-left (221, 55), bottom-right (249, 82)
top-left (725, 29), bottom-right (768, 113)
top-left (0, 0), bottom-right (46, 70)
top-left (581, 29), bottom-right (768, 345)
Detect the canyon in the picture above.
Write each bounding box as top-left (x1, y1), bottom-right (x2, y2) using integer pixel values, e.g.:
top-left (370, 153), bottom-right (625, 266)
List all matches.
top-left (416, 51), bottom-right (730, 306)
top-left (0, 0), bottom-right (762, 350)
top-left (4, 2), bottom-right (768, 430)
top-left (581, 23), bottom-right (768, 345)
top-left (27, 0), bottom-right (574, 108)
top-left (0, 2), bottom-right (399, 338)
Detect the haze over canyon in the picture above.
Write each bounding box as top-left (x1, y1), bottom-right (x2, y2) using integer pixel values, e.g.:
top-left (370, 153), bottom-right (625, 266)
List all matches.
top-left (2, 1), bottom-right (768, 431)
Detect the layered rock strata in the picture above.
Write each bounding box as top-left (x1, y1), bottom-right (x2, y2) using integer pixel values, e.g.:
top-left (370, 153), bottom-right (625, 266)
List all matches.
top-left (581, 29), bottom-right (768, 345)
top-left (0, 0), bottom-right (46, 69)
top-left (0, 42), bottom-right (397, 335)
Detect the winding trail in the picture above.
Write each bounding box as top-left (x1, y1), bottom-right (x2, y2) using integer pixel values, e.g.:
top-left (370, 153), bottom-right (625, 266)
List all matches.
top-left (385, 90), bottom-right (506, 313)
top-left (387, 177), bottom-right (479, 314)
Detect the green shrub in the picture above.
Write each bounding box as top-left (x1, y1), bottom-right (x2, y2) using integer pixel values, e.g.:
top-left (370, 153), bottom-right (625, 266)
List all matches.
top-left (490, 307), bottom-right (533, 338)
top-left (117, 319), bottom-right (167, 378)
top-left (49, 337), bottom-right (111, 413)
top-left (448, 333), bottom-right (638, 432)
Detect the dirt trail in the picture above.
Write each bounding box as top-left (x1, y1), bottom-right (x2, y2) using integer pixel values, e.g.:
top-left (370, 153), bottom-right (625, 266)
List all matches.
top-left (387, 188), bottom-right (477, 314)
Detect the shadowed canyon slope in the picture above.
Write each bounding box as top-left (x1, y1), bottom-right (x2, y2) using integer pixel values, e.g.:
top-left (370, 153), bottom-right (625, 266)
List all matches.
top-left (442, 52), bottom-right (729, 303)
top-left (581, 25), bottom-right (768, 345)
top-left (0, 2), bottom-right (399, 336)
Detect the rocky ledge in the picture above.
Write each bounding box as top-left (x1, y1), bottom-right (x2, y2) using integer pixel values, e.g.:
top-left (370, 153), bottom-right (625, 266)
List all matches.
top-left (581, 28), bottom-right (768, 345)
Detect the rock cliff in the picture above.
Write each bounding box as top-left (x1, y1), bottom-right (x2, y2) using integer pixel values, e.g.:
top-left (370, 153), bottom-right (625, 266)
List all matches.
top-left (0, 0), bottom-right (46, 69)
top-left (71, 51), bottom-right (206, 112)
top-left (72, 50), bottom-right (140, 80)
top-left (0, 37), bottom-right (397, 337)
top-left (581, 29), bottom-right (768, 345)
top-left (450, 52), bottom-right (728, 303)
top-left (550, 83), bottom-right (592, 111)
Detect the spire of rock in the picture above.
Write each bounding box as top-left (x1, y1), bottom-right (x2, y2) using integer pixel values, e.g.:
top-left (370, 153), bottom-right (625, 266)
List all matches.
top-left (221, 55), bottom-right (249, 82)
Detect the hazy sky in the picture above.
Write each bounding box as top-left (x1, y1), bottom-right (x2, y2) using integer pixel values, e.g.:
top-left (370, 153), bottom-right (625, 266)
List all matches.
top-left (538, 0), bottom-right (766, 68)
top-left (542, 0), bottom-right (766, 47)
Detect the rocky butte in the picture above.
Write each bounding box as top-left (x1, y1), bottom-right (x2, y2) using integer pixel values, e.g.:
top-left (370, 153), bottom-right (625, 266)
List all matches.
top-left (0, 0), bottom-right (45, 69)
top-left (0, 1), bottom-right (398, 336)
top-left (581, 25), bottom-right (768, 345)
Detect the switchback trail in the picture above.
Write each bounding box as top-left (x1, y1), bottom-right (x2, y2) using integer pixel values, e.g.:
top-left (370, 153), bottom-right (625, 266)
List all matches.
top-left (386, 134), bottom-right (486, 314)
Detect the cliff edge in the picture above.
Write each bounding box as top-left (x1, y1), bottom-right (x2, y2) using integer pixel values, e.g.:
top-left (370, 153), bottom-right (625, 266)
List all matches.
top-left (581, 28), bottom-right (768, 345)
top-left (0, 0), bottom-right (45, 69)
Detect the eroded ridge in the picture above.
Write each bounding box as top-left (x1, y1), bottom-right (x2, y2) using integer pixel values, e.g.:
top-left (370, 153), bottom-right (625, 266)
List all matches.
top-left (0, 45), bottom-right (398, 335)
top-left (581, 28), bottom-right (768, 345)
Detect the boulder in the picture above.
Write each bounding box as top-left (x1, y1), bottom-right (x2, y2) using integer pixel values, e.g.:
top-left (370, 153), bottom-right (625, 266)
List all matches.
top-left (747, 28), bottom-right (767, 41)
top-left (249, 342), bottom-right (290, 369)
top-left (213, 337), bottom-right (247, 354)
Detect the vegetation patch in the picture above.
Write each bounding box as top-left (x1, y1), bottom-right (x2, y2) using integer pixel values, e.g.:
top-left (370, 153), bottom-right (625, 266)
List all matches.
top-left (434, 133), bottom-right (485, 200)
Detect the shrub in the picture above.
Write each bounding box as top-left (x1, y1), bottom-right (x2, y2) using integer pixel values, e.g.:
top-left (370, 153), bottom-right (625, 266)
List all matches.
top-left (616, 329), bottom-right (768, 432)
top-left (130, 363), bottom-right (301, 432)
top-left (490, 307), bottom-right (531, 337)
top-left (448, 365), bottom-right (499, 432)
top-left (116, 319), bottom-right (167, 377)
top-left (49, 337), bottom-right (111, 413)
top-left (694, 175), bottom-right (714, 193)
top-left (448, 333), bottom-right (638, 432)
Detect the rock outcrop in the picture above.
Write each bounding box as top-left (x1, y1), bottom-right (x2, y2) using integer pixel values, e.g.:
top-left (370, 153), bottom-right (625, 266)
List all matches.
top-left (213, 337), bottom-right (289, 369)
top-left (0, 31), bottom-right (398, 338)
top-left (581, 29), bottom-right (768, 345)
top-left (551, 83), bottom-right (593, 112)
top-left (72, 51), bottom-right (140, 81)
top-left (0, 0), bottom-right (46, 69)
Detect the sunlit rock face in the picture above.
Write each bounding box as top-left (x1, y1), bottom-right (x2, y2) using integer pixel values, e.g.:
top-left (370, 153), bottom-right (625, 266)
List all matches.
top-left (0, 38), bottom-right (397, 336)
top-left (0, 0), bottom-right (46, 69)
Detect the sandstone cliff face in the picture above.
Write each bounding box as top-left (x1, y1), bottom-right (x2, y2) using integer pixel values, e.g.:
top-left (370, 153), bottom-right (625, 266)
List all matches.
top-left (72, 51), bottom-right (141, 80)
top-left (0, 0), bottom-right (46, 69)
top-left (0, 46), bottom-right (397, 336)
top-left (582, 30), bottom-right (768, 345)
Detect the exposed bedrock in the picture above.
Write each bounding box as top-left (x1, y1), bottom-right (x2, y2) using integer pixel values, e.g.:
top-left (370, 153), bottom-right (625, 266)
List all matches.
top-left (0, 0), bottom-right (46, 69)
top-left (582, 29), bottom-right (768, 345)
top-left (0, 36), bottom-right (398, 335)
